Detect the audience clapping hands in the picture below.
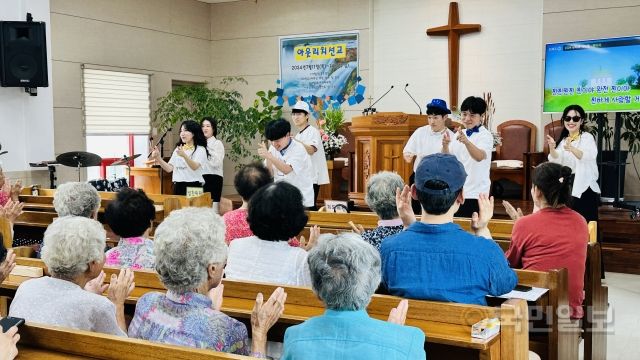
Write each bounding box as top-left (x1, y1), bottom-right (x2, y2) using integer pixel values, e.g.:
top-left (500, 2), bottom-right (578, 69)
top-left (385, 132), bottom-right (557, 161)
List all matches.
top-left (471, 193), bottom-right (494, 238)
top-left (84, 270), bottom-right (108, 295)
top-left (0, 249), bottom-right (16, 284)
top-left (396, 185), bottom-right (416, 228)
top-left (0, 200), bottom-right (24, 223)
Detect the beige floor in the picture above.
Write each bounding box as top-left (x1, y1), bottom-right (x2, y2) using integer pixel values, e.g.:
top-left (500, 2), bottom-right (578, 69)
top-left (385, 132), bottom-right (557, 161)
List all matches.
top-left (595, 272), bottom-right (640, 360)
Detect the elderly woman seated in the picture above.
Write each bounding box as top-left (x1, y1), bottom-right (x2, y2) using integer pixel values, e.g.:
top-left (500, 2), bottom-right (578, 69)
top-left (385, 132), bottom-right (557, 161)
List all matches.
top-left (128, 207), bottom-right (286, 358)
top-left (104, 188), bottom-right (156, 269)
top-left (222, 162), bottom-right (273, 244)
top-left (53, 182), bottom-right (101, 218)
top-left (351, 171), bottom-right (405, 250)
top-left (282, 233), bottom-right (425, 359)
top-left (9, 216), bottom-right (134, 335)
top-left (225, 182), bottom-right (317, 286)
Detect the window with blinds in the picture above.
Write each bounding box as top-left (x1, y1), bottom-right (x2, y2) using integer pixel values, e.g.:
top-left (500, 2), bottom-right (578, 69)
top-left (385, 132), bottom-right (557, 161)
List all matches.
top-left (82, 68), bottom-right (151, 135)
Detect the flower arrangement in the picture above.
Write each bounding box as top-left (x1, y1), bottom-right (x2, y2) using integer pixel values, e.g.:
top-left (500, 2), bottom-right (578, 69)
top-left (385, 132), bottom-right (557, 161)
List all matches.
top-left (483, 91), bottom-right (502, 148)
top-left (318, 107), bottom-right (348, 159)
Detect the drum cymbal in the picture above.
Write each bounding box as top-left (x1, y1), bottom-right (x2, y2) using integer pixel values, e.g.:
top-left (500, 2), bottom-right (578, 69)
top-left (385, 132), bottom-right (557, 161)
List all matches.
top-left (111, 154), bottom-right (141, 166)
top-left (56, 151), bottom-right (102, 167)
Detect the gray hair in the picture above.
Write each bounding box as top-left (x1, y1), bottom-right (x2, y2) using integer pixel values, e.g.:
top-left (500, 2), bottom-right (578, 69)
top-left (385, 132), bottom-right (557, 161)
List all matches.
top-left (53, 182), bottom-right (101, 217)
top-left (365, 171), bottom-right (404, 220)
top-left (307, 233), bottom-right (381, 310)
top-left (41, 216), bottom-right (107, 280)
top-left (153, 207), bottom-right (227, 293)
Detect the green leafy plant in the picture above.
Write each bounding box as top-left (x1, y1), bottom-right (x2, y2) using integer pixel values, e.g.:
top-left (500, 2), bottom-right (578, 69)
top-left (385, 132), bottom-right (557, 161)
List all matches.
top-left (245, 90), bottom-right (283, 142)
top-left (621, 112), bottom-right (640, 180)
top-left (320, 107), bottom-right (345, 134)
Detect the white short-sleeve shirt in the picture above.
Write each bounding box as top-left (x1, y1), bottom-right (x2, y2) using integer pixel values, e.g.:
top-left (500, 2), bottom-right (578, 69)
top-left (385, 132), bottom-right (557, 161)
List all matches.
top-left (225, 236), bottom-right (312, 287)
top-left (9, 276), bottom-right (126, 336)
top-left (168, 145), bottom-right (207, 184)
top-left (201, 137), bottom-right (225, 177)
top-left (403, 125), bottom-right (456, 172)
top-left (295, 125), bottom-right (330, 185)
top-left (267, 139), bottom-right (315, 208)
top-left (548, 132), bottom-right (600, 197)
top-left (451, 126), bottom-right (493, 199)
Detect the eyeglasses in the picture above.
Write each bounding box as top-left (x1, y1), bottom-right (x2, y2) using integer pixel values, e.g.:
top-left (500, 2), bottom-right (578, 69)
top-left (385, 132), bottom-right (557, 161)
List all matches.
top-left (563, 116), bottom-right (582, 123)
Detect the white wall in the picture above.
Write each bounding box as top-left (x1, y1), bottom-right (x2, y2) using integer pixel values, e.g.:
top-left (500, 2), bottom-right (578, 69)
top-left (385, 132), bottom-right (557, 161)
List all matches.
top-left (0, 0), bottom-right (54, 187)
top-left (373, 0), bottom-right (543, 133)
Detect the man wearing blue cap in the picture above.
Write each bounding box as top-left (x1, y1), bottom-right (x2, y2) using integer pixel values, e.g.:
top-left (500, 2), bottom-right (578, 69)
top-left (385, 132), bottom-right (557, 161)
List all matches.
top-left (380, 153), bottom-right (517, 305)
top-left (403, 98), bottom-right (457, 213)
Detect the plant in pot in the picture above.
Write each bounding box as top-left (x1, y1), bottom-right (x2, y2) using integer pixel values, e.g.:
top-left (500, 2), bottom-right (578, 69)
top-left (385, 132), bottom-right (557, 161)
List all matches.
top-left (318, 107), bottom-right (348, 160)
top-left (154, 78), bottom-right (282, 165)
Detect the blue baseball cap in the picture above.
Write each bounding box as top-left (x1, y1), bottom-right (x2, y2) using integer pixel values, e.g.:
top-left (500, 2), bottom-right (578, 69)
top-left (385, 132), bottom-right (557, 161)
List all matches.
top-left (415, 153), bottom-right (467, 194)
top-left (426, 98), bottom-right (451, 114)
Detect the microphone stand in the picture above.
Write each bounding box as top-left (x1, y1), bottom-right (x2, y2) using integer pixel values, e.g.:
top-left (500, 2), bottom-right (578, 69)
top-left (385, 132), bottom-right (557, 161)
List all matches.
top-left (404, 83), bottom-right (422, 115)
top-left (363, 85), bottom-right (394, 115)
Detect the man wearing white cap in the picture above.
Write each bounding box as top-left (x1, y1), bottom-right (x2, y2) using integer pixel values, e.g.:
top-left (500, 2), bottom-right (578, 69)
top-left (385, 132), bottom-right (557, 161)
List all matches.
top-left (291, 101), bottom-right (329, 210)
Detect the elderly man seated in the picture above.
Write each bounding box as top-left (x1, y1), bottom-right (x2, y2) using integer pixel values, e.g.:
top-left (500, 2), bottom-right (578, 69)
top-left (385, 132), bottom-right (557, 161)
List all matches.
top-left (128, 207), bottom-right (286, 358)
top-left (282, 233), bottom-right (425, 359)
top-left (10, 216), bottom-right (134, 335)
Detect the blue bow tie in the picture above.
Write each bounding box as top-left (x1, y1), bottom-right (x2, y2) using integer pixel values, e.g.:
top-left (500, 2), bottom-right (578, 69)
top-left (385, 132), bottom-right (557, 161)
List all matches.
top-left (466, 126), bottom-right (480, 137)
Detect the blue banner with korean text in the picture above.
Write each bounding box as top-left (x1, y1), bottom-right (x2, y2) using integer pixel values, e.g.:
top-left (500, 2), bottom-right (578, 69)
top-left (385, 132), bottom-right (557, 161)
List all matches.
top-left (279, 31), bottom-right (360, 104)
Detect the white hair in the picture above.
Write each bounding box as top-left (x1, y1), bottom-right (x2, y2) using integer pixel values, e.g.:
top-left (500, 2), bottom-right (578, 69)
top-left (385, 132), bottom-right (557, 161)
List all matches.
top-left (365, 171), bottom-right (404, 220)
top-left (307, 233), bottom-right (381, 310)
top-left (153, 207), bottom-right (227, 293)
top-left (53, 182), bottom-right (101, 217)
top-left (41, 216), bottom-right (106, 280)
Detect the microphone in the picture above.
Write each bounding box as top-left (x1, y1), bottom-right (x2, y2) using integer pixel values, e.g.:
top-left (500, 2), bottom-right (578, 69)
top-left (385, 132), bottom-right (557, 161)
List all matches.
top-left (363, 85), bottom-right (394, 115)
top-left (404, 84), bottom-right (422, 115)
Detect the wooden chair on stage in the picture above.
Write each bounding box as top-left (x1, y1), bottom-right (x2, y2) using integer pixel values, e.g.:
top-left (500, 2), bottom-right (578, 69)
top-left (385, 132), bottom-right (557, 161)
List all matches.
top-left (491, 120), bottom-right (537, 200)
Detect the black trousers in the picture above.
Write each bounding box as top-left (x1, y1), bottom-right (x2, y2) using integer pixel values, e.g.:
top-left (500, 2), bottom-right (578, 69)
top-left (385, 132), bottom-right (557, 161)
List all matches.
top-left (311, 184), bottom-right (320, 211)
top-left (203, 174), bottom-right (223, 202)
top-left (172, 181), bottom-right (202, 196)
top-left (455, 199), bottom-right (479, 218)
top-left (569, 187), bottom-right (600, 222)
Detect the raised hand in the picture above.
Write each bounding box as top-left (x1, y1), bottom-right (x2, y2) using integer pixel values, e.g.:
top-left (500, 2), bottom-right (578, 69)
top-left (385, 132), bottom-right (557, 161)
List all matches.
top-left (257, 142), bottom-right (270, 159)
top-left (107, 268), bottom-right (135, 306)
top-left (300, 225), bottom-right (320, 251)
top-left (0, 200), bottom-right (23, 223)
top-left (396, 185), bottom-right (416, 227)
top-left (0, 249), bottom-right (16, 284)
top-left (176, 145), bottom-right (187, 158)
top-left (546, 134), bottom-right (556, 149)
top-left (348, 221), bottom-right (365, 235)
top-left (208, 283), bottom-right (224, 311)
top-left (387, 299), bottom-right (409, 325)
top-left (502, 200), bottom-right (524, 221)
top-left (84, 270), bottom-right (108, 295)
top-left (471, 193), bottom-right (494, 231)
top-left (251, 287), bottom-right (287, 338)
top-left (456, 128), bottom-right (469, 145)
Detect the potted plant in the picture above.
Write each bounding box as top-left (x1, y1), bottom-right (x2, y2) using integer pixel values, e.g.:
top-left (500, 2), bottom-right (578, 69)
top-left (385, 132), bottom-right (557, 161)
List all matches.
top-left (153, 78), bottom-right (282, 165)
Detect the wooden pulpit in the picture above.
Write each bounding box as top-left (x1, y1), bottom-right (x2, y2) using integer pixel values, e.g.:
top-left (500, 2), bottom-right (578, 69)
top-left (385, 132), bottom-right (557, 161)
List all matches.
top-left (128, 167), bottom-right (173, 195)
top-left (348, 112), bottom-right (425, 206)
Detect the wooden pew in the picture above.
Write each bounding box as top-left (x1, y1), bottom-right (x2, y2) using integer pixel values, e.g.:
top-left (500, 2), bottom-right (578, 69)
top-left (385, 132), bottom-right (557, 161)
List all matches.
top-left (17, 322), bottom-right (253, 359)
top-left (3, 259), bottom-right (529, 360)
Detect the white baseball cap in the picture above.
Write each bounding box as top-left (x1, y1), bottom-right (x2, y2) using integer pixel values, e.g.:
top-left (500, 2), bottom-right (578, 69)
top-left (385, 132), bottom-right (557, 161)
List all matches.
top-left (292, 101), bottom-right (310, 114)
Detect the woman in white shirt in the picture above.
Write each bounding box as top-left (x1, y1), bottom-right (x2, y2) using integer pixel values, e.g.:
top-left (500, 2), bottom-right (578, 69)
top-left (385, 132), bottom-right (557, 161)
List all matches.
top-left (151, 120), bottom-right (209, 196)
top-left (201, 117), bottom-right (225, 211)
top-left (547, 104), bottom-right (600, 222)
top-left (225, 181), bottom-right (318, 287)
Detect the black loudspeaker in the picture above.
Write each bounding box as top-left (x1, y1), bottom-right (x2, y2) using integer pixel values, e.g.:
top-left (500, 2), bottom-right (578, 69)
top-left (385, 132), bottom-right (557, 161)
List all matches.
top-left (0, 21), bottom-right (48, 87)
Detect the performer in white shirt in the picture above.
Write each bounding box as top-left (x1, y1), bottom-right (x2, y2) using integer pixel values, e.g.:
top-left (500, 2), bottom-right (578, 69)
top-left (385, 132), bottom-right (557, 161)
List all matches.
top-left (151, 120), bottom-right (209, 196)
top-left (547, 104), bottom-right (600, 222)
top-left (258, 118), bottom-right (315, 208)
top-left (201, 117), bottom-right (225, 212)
top-left (447, 96), bottom-right (494, 218)
top-left (291, 101), bottom-right (329, 210)
top-left (403, 98), bottom-right (456, 213)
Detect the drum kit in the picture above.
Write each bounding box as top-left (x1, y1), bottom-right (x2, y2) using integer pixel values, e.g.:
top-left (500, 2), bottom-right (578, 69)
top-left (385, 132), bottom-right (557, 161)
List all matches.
top-left (30, 151), bottom-right (140, 191)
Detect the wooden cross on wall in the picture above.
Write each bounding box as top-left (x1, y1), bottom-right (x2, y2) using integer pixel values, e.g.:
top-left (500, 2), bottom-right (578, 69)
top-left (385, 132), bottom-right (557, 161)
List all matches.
top-left (426, 2), bottom-right (481, 111)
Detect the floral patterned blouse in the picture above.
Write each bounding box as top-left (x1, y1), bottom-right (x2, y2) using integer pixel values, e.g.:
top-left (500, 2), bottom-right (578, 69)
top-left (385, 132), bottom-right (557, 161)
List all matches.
top-left (360, 219), bottom-right (405, 251)
top-left (104, 237), bottom-right (155, 270)
top-left (222, 208), bottom-right (253, 244)
top-left (128, 291), bottom-right (250, 355)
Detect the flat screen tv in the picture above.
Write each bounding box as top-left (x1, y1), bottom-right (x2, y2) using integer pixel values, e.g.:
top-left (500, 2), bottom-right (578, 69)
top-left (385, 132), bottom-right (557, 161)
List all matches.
top-left (543, 35), bottom-right (640, 113)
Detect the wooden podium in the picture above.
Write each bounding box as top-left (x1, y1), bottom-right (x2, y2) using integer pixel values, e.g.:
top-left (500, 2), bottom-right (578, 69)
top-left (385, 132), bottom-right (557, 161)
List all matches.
top-left (128, 167), bottom-right (173, 195)
top-left (348, 112), bottom-right (425, 206)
